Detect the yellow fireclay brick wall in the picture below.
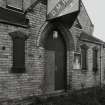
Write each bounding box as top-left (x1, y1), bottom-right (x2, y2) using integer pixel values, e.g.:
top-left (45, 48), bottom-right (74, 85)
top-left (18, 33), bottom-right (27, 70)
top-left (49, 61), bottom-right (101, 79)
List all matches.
top-left (0, 0), bottom-right (104, 103)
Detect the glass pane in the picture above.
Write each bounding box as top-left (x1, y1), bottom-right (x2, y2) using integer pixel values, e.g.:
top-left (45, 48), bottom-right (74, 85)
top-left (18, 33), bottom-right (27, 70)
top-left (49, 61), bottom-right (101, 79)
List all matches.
top-left (93, 50), bottom-right (98, 71)
top-left (13, 38), bottom-right (25, 68)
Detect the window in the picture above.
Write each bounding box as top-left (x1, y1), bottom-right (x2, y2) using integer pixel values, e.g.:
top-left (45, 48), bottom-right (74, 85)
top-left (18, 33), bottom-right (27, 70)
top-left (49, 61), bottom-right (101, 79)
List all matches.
top-left (80, 44), bottom-right (88, 70)
top-left (9, 31), bottom-right (27, 73)
top-left (93, 47), bottom-right (98, 73)
top-left (6, 0), bottom-right (23, 10)
top-left (73, 52), bottom-right (81, 69)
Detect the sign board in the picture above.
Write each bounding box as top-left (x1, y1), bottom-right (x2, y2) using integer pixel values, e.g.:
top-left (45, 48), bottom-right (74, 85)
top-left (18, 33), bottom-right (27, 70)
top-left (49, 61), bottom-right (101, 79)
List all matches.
top-left (47, 0), bottom-right (80, 20)
top-left (73, 52), bottom-right (81, 69)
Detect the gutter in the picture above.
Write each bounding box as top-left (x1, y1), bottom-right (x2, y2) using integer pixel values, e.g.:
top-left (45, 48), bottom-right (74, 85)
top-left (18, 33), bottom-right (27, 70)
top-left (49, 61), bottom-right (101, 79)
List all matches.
top-left (79, 39), bottom-right (104, 45)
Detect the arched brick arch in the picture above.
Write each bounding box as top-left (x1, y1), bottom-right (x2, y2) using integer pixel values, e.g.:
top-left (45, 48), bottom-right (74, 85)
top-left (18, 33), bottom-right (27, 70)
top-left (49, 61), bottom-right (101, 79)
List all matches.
top-left (38, 21), bottom-right (74, 51)
top-left (37, 21), bottom-right (75, 91)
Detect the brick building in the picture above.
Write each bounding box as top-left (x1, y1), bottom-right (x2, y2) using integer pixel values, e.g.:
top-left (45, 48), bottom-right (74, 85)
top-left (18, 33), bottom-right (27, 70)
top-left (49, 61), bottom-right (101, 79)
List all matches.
top-left (0, 0), bottom-right (105, 104)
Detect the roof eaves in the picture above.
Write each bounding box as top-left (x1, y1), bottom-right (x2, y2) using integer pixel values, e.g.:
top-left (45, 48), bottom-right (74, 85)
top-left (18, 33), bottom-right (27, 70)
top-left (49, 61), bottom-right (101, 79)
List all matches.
top-left (79, 32), bottom-right (105, 45)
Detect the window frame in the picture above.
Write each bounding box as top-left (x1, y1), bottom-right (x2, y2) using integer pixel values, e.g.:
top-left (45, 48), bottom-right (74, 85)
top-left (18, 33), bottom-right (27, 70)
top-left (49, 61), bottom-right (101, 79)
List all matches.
top-left (9, 31), bottom-right (28, 73)
top-left (6, 0), bottom-right (24, 12)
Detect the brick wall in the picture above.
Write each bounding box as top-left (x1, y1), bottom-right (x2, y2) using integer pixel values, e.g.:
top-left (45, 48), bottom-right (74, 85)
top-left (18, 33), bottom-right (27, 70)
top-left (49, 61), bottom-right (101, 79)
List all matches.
top-left (0, 0), bottom-right (104, 105)
top-left (70, 26), bottom-right (102, 90)
top-left (71, 41), bottom-right (101, 90)
top-left (0, 1), bottom-right (47, 101)
top-left (0, 0), bottom-right (73, 102)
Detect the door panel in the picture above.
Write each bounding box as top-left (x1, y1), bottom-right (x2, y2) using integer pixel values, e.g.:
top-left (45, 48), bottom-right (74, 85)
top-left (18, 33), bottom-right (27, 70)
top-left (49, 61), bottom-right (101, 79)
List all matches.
top-left (46, 50), bottom-right (55, 92)
top-left (55, 51), bottom-right (65, 90)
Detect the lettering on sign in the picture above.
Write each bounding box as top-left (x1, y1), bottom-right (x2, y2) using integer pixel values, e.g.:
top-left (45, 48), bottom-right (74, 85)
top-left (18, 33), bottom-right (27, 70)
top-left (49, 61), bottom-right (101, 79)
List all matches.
top-left (47, 0), bottom-right (73, 19)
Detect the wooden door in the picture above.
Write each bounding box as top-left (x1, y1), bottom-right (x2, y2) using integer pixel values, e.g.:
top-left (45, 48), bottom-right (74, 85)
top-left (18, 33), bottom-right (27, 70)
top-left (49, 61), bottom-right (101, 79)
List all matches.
top-left (45, 30), bottom-right (66, 91)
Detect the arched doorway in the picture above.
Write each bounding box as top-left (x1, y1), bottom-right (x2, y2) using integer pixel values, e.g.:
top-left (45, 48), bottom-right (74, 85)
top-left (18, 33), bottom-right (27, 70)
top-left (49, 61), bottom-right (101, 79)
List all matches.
top-left (44, 29), bottom-right (66, 91)
top-left (39, 22), bottom-right (75, 92)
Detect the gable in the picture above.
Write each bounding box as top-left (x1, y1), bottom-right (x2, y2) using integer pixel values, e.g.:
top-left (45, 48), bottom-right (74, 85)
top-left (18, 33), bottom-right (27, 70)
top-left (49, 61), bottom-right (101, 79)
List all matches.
top-left (77, 1), bottom-right (94, 35)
